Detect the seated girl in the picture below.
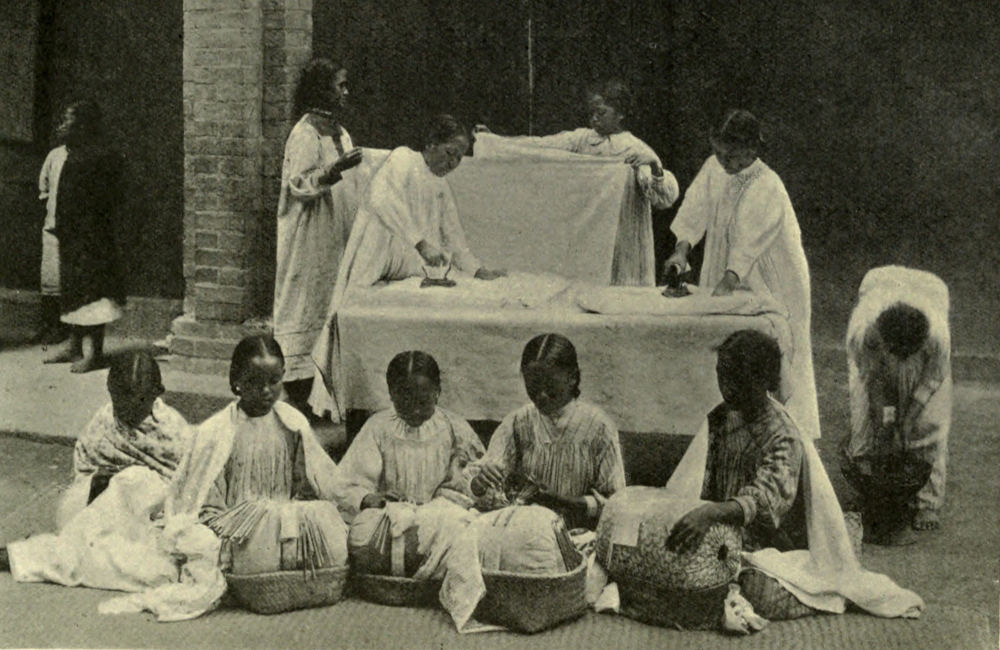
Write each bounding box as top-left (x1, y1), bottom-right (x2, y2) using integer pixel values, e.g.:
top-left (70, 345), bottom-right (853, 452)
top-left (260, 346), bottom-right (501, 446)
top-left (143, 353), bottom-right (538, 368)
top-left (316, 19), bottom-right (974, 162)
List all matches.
top-left (62, 350), bottom-right (189, 522)
top-left (3, 350), bottom-right (190, 586)
top-left (469, 333), bottom-right (626, 530)
top-left (183, 336), bottom-right (348, 576)
top-left (310, 114), bottom-right (505, 418)
top-left (664, 329), bottom-right (924, 620)
top-left (338, 350), bottom-right (485, 516)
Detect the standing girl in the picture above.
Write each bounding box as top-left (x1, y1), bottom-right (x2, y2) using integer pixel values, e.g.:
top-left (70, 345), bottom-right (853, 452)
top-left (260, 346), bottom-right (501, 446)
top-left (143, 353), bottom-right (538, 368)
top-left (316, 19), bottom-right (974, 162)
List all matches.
top-left (273, 58), bottom-right (364, 414)
top-left (43, 101), bottom-right (126, 373)
top-left (470, 333), bottom-right (626, 529)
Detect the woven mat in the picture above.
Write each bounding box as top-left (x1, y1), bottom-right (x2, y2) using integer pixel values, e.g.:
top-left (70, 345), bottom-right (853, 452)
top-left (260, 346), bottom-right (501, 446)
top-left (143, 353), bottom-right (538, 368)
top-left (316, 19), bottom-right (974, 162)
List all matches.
top-left (0, 576), bottom-right (991, 649)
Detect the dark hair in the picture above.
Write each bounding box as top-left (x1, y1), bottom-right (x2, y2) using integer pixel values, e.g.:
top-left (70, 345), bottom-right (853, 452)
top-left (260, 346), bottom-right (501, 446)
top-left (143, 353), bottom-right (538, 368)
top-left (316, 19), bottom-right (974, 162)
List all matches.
top-left (57, 100), bottom-right (106, 148)
top-left (588, 79), bottom-right (634, 120)
top-left (713, 109), bottom-right (764, 149)
top-left (877, 303), bottom-right (930, 359)
top-left (716, 329), bottom-right (782, 394)
top-left (107, 350), bottom-right (164, 397)
top-left (425, 113), bottom-right (468, 148)
top-left (229, 335), bottom-right (285, 393)
top-left (293, 58), bottom-right (344, 118)
top-left (520, 333), bottom-right (581, 397)
top-left (386, 350), bottom-right (441, 394)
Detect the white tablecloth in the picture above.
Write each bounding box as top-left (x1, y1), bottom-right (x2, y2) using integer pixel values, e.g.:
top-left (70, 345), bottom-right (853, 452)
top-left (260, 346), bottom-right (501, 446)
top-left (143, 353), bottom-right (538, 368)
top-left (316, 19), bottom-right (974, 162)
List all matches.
top-left (336, 276), bottom-right (792, 433)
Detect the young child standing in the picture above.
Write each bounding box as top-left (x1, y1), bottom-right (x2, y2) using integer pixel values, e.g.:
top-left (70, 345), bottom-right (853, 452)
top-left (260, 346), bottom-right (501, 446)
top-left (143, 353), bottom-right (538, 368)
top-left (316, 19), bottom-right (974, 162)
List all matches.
top-left (170, 336), bottom-right (348, 577)
top-left (36, 134), bottom-right (68, 344)
top-left (338, 350), bottom-right (485, 516)
top-left (469, 333), bottom-right (626, 530)
top-left (42, 100), bottom-right (126, 373)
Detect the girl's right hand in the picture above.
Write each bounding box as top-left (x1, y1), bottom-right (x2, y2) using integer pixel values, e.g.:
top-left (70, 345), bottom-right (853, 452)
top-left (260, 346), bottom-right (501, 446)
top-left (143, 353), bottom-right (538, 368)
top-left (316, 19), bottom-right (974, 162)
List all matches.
top-left (416, 240), bottom-right (448, 266)
top-left (470, 463), bottom-right (505, 496)
top-left (472, 124), bottom-right (492, 134)
top-left (333, 147), bottom-right (364, 173)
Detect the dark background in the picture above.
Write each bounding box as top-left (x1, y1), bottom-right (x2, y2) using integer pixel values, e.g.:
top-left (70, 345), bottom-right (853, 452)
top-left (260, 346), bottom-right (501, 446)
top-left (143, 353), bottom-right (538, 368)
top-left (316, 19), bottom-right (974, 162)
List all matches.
top-left (1, 0), bottom-right (996, 354)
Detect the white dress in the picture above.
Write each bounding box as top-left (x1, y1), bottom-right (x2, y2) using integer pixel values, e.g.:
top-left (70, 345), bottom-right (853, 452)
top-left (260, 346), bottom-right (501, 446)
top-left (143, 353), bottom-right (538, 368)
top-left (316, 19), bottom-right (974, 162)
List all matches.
top-left (670, 156), bottom-right (821, 440)
top-left (38, 145), bottom-right (67, 296)
top-left (273, 115), bottom-right (357, 381)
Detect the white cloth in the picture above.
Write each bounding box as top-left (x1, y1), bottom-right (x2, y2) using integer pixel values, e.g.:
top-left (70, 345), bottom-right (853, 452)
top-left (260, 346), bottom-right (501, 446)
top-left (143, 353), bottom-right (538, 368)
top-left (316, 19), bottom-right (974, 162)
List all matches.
top-left (671, 156), bottom-right (820, 439)
top-left (60, 297), bottom-right (123, 326)
top-left (309, 147), bottom-right (483, 418)
top-left (664, 398), bottom-right (924, 618)
top-left (39, 146), bottom-right (67, 295)
top-left (846, 265), bottom-right (951, 510)
top-left (338, 407), bottom-right (485, 515)
top-left (454, 132), bottom-right (655, 285)
top-left (273, 116), bottom-right (360, 381)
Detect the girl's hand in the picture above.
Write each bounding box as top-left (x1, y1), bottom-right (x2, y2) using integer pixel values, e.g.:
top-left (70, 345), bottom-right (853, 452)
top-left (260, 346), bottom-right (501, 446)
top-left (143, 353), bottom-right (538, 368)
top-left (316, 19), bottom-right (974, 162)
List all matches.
top-left (712, 270), bottom-right (741, 296)
top-left (360, 492), bottom-right (400, 510)
top-left (474, 267), bottom-right (507, 281)
top-left (666, 503), bottom-right (722, 553)
top-left (333, 147), bottom-right (363, 173)
top-left (624, 150), bottom-right (659, 170)
top-left (471, 463), bottom-right (505, 496)
top-left (531, 490), bottom-right (587, 514)
top-left (416, 240), bottom-right (448, 266)
top-left (473, 124), bottom-right (492, 134)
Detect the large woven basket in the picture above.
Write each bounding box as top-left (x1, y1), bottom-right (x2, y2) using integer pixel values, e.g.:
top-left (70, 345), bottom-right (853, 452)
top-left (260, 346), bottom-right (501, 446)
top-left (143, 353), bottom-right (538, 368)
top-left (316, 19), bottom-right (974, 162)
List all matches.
top-left (617, 576), bottom-right (729, 631)
top-left (473, 556), bottom-right (588, 633)
top-left (225, 564), bottom-right (348, 615)
top-left (350, 572), bottom-right (442, 607)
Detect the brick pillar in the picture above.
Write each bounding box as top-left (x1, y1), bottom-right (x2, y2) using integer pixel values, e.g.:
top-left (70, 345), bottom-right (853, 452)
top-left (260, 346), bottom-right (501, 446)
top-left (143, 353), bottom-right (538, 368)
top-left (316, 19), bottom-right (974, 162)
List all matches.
top-left (170, 0), bottom-right (313, 372)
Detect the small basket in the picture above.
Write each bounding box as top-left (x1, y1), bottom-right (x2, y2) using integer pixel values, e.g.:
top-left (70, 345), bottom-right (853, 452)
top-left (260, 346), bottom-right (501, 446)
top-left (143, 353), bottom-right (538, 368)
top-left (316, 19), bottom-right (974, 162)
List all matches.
top-left (617, 575), bottom-right (729, 631)
top-left (473, 557), bottom-right (588, 634)
top-left (351, 572), bottom-right (442, 607)
top-left (225, 564), bottom-right (348, 615)
top-left (739, 568), bottom-right (815, 621)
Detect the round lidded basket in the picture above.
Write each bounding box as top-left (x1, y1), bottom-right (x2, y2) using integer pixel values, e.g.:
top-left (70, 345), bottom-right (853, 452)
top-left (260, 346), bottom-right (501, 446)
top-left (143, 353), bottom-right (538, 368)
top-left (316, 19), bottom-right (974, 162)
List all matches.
top-left (224, 564), bottom-right (348, 615)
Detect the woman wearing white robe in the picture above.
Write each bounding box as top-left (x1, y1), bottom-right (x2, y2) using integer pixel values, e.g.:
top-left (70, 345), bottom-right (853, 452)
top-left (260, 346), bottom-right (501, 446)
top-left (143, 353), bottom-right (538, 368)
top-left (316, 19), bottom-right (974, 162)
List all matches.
top-left (666, 110), bottom-right (820, 440)
top-left (309, 115), bottom-right (503, 418)
top-left (273, 59), bottom-right (363, 409)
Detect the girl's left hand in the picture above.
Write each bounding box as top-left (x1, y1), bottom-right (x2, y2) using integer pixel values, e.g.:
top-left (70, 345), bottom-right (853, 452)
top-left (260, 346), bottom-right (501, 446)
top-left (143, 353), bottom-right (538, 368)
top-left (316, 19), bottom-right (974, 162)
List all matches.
top-left (532, 490), bottom-right (586, 514)
top-left (624, 150), bottom-right (659, 170)
top-left (666, 503), bottom-right (721, 553)
top-left (475, 267), bottom-right (507, 281)
top-left (712, 270), bottom-right (741, 296)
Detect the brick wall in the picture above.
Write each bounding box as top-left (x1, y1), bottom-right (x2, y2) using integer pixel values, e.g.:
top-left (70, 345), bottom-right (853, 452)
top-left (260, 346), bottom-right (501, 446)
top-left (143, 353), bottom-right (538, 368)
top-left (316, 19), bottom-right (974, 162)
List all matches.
top-left (170, 0), bottom-right (312, 367)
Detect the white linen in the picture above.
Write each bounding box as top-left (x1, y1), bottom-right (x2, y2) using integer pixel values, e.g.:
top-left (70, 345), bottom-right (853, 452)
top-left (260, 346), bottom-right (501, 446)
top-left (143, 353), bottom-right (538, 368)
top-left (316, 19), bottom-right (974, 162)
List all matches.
top-left (39, 146), bottom-right (67, 296)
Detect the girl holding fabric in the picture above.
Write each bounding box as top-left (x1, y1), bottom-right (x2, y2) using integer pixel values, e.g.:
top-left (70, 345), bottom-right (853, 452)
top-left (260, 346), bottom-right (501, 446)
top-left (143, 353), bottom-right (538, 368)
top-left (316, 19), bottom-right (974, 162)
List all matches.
top-left (273, 58), bottom-right (364, 414)
top-left (477, 79), bottom-right (678, 285)
top-left (663, 329), bottom-right (924, 621)
top-left (309, 114), bottom-right (504, 418)
top-left (469, 333), bottom-right (626, 530)
top-left (338, 350), bottom-right (485, 518)
top-left (665, 109), bottom-right (820, 441)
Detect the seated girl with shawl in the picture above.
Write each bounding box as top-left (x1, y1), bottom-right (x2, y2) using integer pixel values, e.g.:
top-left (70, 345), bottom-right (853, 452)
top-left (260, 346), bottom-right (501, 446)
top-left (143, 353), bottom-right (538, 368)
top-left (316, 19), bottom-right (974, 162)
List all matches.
top-left (310, 114), bottom-right (505, 418)
top-left (338, 350), bottom-right (485, 516)
top-left (3, 350), bottom-right (189, 584)
top-left (189, 336), bottom-right (348, 577)
top-left (469, 333), bottom-right (626, 530)
top-left (663, 329), bottom-right (923, 621)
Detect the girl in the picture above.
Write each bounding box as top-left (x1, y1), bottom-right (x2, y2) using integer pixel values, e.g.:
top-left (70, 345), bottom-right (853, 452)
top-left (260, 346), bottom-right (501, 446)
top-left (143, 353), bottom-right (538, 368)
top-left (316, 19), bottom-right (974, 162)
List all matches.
top-left (338, 351), bottom-right (485, 517)
top-left (61, 350), bottom-right (189, 522)
top-left (36, 132), bottom-right (68, 344)
top-left (663, 329), bottom-right (923, 620)
top-left (172, 336), bottom-right (349, 576)
top-left (470, 333), bottom-right (626, 530)
top-left (310, 114), bottom-right (505, 418)
top-left (42, 101), bottom-right (126, 373)
top-left (665, 109), bottom-right (820, 441)
top-left (4, 351), bottom-right (200, 600)
top-left (477, 79), bottom-right (679, 285)
top-left (274, 58), bottom-right (364, 414)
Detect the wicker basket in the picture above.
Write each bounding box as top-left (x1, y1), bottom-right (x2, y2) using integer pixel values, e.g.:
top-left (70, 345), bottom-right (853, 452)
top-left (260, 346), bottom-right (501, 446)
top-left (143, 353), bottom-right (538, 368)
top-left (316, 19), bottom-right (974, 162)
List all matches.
top-left (225, 564), bottom-right (348, 615)
top-left (473, 556), bottom-right (588, 633)
top-left (350, 572), bottom-right (442, 607)
top-left (738, 568), bottom-right (816, 620)
top-left (617, 575), bottom-right (729, 631)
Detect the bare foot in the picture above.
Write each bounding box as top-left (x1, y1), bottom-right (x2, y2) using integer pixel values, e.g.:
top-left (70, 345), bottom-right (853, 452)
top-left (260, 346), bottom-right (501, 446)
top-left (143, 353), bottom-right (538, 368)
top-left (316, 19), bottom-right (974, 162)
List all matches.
top-left (43, 345), bottom-right (82, 364)
top-left (912, 509), bottom-right (940, 531)
top-left (70, 354), bottom-right (103, 373)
